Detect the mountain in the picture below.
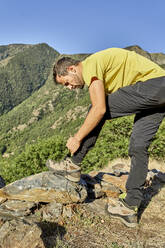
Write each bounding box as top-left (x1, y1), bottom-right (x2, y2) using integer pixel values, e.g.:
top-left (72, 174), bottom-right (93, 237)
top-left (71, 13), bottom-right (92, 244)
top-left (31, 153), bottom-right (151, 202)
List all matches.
top-left (0, 43), bottom-right (59, 115)
top-left (0, 43), bottom-right (165, 184)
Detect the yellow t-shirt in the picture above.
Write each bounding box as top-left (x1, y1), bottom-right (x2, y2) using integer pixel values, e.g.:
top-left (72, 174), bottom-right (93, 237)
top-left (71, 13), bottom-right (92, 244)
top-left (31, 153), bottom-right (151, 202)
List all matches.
top-left (82, 48), bottom-right (165, 94)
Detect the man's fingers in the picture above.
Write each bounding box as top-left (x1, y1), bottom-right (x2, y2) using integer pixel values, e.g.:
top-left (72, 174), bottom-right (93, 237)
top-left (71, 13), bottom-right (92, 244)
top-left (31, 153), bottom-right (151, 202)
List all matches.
top-left (66, 136), bottom-right (80, 155)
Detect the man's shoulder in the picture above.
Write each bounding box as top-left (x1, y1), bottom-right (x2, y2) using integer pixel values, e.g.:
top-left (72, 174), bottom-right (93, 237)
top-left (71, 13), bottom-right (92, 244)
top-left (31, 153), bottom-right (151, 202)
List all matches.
top-left (84, 48), bottom-right (127, 61)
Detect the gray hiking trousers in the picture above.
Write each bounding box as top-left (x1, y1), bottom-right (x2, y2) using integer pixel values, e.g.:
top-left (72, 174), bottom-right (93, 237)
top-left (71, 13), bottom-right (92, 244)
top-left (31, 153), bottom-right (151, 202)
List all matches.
top-left (72, 76), bottom-right (165, 207)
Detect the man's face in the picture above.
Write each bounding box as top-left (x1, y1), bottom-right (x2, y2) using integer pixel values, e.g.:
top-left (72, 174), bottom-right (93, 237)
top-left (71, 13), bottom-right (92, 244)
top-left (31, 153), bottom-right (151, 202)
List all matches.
top-left (56, 66), bottom-right (84, 90)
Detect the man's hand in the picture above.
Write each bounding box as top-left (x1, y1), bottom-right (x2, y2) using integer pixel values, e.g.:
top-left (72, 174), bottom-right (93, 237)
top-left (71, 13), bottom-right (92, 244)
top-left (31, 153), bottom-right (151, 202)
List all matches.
top-left (66, 136), bottom-right (81, 155)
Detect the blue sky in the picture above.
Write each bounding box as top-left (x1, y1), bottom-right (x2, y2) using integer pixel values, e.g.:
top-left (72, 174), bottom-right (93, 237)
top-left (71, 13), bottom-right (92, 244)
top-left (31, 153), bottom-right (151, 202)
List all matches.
top-left (0, 0), bottom-right (165, 54)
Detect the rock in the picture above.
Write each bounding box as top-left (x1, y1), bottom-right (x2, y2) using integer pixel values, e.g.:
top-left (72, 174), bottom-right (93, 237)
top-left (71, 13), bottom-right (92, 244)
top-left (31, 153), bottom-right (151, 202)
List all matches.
top-left (0, 172), bottom-right (87, 204)
top-left (84, 198), bottom-right (108, 217)
top-left (101, 174), bottom-right (128, 191)
top-left (92, 172), bottom-right (128, 197)
top-left (42, 202), bottom-right (63, 221)
top-left (111, 163), bottom-right (128, 176)
top-left (62, 204), bottom-right (76, 218)
top-left (81, 174), bottom-right (105, 199)
top-left (87, 169), bottom-right (129, 198)
top-left (0, 200), bottom-right (36, 218)
top-left (0, 197), bottom-right (7, 204)
top-left (0, 218), bottom-right (45, 248)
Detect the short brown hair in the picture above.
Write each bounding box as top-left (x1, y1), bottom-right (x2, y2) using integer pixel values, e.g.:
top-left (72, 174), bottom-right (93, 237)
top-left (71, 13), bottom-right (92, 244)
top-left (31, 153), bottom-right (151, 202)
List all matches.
top-left (53, 57), bottom-right (80, 83)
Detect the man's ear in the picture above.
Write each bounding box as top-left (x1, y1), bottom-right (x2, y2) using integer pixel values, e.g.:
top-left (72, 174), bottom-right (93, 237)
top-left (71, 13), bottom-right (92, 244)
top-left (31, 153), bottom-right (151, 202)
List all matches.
top-left (56, 74), bottom-right (61, 83)
top-left (67, 65), bottom-right (76, 74)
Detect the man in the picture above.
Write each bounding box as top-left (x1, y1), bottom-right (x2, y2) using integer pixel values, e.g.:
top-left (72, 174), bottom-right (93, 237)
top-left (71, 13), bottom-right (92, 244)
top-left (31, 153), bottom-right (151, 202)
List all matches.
top-left (48, 48), bottom-right (165, 227)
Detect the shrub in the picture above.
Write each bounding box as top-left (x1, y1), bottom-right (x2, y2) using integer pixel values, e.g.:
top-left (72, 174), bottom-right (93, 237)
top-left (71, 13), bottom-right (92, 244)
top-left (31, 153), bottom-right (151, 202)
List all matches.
top-left (3, 135), bottom-right (67, 183)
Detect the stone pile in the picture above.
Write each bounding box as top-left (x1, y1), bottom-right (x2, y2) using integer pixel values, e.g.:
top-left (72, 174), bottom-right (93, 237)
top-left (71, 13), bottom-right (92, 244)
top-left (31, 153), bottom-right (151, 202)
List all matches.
top-left (0, 163), bottom-right (164, 248)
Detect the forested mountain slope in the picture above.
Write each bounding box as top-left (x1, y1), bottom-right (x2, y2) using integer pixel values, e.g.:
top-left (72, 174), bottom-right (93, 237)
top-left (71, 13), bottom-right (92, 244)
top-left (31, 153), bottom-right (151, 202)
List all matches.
top-left (0, 43), bottom-right (59, 115)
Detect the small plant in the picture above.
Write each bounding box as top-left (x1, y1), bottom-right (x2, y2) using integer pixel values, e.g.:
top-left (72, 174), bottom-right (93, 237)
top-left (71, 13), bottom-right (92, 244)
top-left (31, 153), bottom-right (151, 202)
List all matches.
top-left (104, 242), bottom-right (124, 248)
top-left (54, 237), bottom-right (71, 248)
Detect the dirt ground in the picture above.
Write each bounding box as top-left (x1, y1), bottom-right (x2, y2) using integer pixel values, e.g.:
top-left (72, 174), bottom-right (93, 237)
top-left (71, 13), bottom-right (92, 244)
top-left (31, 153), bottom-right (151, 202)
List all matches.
top-left (60, 189), bottom-right (165, 248)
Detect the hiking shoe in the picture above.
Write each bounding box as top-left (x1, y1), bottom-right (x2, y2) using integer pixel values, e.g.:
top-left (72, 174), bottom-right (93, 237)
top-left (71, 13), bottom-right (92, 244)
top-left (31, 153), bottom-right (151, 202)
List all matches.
top-left (106, 197), bottom-right (138, 228)
top-left (46, 157), bottom-right (81, 182)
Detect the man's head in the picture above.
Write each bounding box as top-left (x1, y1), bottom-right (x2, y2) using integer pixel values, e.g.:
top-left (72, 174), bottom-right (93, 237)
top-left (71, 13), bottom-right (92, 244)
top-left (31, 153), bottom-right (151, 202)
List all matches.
top-left (53, 57), bottom-right (84, 90)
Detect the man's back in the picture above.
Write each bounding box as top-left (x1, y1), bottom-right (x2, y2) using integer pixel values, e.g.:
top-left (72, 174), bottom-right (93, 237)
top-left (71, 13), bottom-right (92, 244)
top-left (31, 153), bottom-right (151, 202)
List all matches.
top-left (82, 48), bottom-right (165, 93)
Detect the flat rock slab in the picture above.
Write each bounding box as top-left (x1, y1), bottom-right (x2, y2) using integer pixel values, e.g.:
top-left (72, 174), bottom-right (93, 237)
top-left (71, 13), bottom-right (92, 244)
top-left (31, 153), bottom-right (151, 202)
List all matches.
top-left (0, 200), bottom-right (37, 219)
top-left (0, 172), bottom-right (87, 204)
top-left (100, 173), bottom-right (128, 192)
top-left (84, 198), bottom-right (108, 217)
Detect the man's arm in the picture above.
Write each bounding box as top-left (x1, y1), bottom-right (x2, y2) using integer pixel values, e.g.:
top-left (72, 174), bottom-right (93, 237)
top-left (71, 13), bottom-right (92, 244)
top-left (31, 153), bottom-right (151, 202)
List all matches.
top-left (67, 80), bottom-right (106, 154)
top-left (75, 79), bottom-right (106, 141)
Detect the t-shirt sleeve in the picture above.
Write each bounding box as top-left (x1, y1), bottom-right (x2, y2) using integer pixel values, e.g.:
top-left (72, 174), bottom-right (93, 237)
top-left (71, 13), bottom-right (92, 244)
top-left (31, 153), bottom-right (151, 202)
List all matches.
top-left (82, 57), bottom-right (104, 87)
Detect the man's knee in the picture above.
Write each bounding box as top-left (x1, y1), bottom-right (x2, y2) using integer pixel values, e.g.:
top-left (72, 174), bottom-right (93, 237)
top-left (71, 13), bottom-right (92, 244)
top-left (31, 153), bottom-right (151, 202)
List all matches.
top-left (128, 138), bottom-right (149, 157)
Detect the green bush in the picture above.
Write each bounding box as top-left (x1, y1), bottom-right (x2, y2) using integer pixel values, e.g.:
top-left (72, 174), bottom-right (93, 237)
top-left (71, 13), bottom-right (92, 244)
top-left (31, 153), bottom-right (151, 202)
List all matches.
top-left (1, 115), bottom-right (165, 184)
top-left (2, 135), bottom-right (67, 183)
top-left (82, 117), bottom-right (133, 172)
top-left (82, 116), bottom-right (165, 172)
top-left (149, 119), bottom-right (165, 159)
